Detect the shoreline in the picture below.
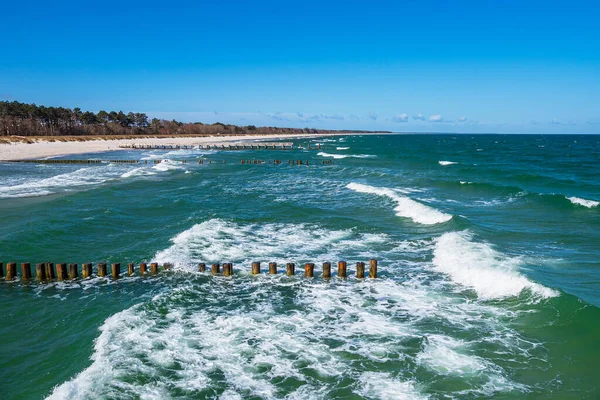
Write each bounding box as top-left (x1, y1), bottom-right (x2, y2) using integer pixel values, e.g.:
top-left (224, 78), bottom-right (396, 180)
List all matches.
top-left (0, 132), bottom-right (362, 161)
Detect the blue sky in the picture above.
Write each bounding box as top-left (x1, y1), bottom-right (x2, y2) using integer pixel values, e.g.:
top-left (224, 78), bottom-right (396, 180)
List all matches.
top-left (1, 0), bottom-right (599, 133)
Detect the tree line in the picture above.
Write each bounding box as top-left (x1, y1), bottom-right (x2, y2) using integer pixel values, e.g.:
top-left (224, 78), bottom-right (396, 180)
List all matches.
top-left (0, 100), bottom-right (386, 137)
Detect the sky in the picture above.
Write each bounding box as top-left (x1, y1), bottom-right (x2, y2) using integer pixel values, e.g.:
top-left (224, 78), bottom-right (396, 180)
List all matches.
top-left (1, 0), bottom-right (599, 133)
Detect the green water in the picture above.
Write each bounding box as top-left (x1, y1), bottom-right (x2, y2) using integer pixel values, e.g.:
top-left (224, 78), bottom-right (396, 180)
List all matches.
top-left (1, 134), bottom-right (599, 399)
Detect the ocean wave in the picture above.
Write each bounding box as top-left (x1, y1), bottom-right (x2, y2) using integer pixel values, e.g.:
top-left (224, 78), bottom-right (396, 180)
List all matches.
top-left (153, 218), bottom-right (388, 267)
top-left (152, 160), bottom-right (186, 172)
top-left (336, 147), bottom-right (350, 150)
top-left (0, 166), bottom-right (124, 199)
top-left (46, 220), bottom-right (541, 399)
top-left (120, 167), bottom-right (157, 178)
top-left (432, 231), bottom-right (558, 300)
top-left (438, 161), bottom-right (458, 166)
top-left (346, 182), bottom-right (452, 225)
top-left (566, 196), bottom-right (599, 208)
top-left (318, 152), bottom-right (375, 159)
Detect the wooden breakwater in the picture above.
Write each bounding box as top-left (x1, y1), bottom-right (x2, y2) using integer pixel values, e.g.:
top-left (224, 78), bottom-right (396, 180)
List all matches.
top-left (118, 142), bottom-right (321, 151)
top-left (0, 260), bottom-right (377, 282)
top-left (1, 159), bottom-right (333, 165)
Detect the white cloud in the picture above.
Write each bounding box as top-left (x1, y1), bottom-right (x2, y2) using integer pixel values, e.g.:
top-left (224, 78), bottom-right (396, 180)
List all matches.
top-left (429, 114), bottom-right (443, 122)
top-left (391, 113), bottom-right (409, 123)
top-left (412, 113), bottom-right (426, 121)
top-left (457, 116), bottom-right (467, 122)
top-left (367, 113), bottom-right (378, 121)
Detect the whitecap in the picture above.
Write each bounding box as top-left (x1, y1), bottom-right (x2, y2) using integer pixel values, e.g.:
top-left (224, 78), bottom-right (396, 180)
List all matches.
top-left (152, 160), bottom-right (185, 172)
top-left (336, 147), bottom-right (350, 150)
top-left (432, 231), bottom-right (557, 300)
top-left (346, 182), bottom-right (452, 225)
top-left (438, 161), bottom-right (458, 166)
top-left (566, 196), bottom-right (599, 208)
top-left (120, 167), bottom-right (157, 178)
top-left (318, 152), bottom-right (375, 159)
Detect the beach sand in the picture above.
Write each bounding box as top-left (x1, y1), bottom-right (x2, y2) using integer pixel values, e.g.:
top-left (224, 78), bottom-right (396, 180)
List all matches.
top-left (0, 133), bottom-right (338, 161)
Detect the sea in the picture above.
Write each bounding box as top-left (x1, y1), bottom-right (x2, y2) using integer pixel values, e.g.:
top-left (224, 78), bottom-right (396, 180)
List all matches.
top-left (0, 134), bottom-right (599, 399)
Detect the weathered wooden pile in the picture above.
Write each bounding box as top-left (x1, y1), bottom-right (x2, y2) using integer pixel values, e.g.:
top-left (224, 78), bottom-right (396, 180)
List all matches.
top-left (0, 260), bottom-right (377, 282)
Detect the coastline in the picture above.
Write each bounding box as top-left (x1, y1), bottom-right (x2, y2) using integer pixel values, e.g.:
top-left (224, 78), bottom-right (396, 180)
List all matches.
top-left (0, 132), bottom-right (358, 161)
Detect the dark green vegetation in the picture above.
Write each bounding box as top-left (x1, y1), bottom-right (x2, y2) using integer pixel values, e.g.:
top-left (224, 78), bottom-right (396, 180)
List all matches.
top-left (0, 100), bottom-right (389, 137)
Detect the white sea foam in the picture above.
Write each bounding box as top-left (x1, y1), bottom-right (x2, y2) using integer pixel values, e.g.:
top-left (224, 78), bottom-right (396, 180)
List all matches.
top-left (151, 160), bottom-right (185, 172)
top-left (432, 231), bottom-right (557, 300)
top-left (154, 218), bottom-right (388, 268)
top-left (416, 335), bottom-right (486, 375)
top-left (336, 147), bottom-right (350, 150)
top-left (48, 220), bottom-right (538, 399)
top-left (317, 152), bottom-right (375, 159)
top-left (346, 182), bottom-right (452, 225)
top-left (438, 161), bottom-right (458, 166)
top-left (354, 372), bottom-right (426, 400)
top-left (0, 166), bottom-right (124, 199)
top-left (567, 196), bottom-right (599, 208)
top-left (120, 167), bottom-right (157, 178)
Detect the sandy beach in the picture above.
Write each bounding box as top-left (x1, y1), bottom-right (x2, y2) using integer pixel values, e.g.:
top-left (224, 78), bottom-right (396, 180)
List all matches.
top-left (0, 133), bottom-right (341, 161)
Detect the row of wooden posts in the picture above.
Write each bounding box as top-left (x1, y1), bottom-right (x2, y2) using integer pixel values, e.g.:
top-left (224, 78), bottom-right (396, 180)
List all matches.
top-left (0, 260), bottom-right (377, 282)
top-left (117, 144), bottom-right (315, 150)
top-left (2, 159), bottom-right (334, 165)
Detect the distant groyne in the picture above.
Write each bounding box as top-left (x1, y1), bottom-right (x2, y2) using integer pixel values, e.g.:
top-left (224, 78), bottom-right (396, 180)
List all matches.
top-left (0, 159), bottom-right (333, 165)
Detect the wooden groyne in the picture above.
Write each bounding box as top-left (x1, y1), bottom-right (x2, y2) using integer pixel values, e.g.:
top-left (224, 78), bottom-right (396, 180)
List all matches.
top-left (0, 260), bottom-right (377, 282)
top-left (117, 142), bottom-right (322, 151)
top-left (1, 159), bottom-right (333, 165)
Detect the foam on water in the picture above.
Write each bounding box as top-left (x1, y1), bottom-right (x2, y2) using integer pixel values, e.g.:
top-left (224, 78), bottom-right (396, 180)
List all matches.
top-left (346, 182), bottom-right (453, 225)
top-left (566, 196), bottom-right (599, 208)
top-left (47, 220), bottom-right (544, 399)
top-left (432, 231), bottom-right (558, 300)
top-left (120, 167), bottom-right (157, 178)
top-left (154, 218), bottom-right (388, 267)
top-left (0, 165), bottom-right (124, 198)
top-left (336, 147), bottom-right (350, 150)
top-left (438, 161), bottom-right (458, 166)
top-left (152, 160), bottom-right (186, 172)
top-left (318, 152), bottom-right (375, 159)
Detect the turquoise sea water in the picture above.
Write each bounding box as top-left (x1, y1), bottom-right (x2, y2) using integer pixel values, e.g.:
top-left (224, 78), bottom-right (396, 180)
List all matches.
top-left (1, 134), bottom-right (599, 399)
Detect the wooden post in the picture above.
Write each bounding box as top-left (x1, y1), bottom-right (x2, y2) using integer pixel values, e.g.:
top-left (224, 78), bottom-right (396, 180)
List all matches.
top-left (6, 262), bottom-right (17, 281)
top-left (338, 261), bottom-right (347, 278)
top-left (198, 262), bottom-right (206, 272)
top-left (286, 263), bottom-right (295, 276)
top-left (322, 262), bottom-right (331, 278)
top-left (252, 262), bottom-right (261, 275)
top-left (57, 263), bottom-right (68, 281)
top-left (139, 262), bottom-right (147, 275)
top-left (127, 263), bottom-right (134, 276)
top-left (269, 262), bottom-right (277, 274)
top-left (21, 263), bottom-right (32, 281)
top-left (223, 263), bottom-right (232, 277)
top-left (305, 263), bottom-right (314, 278)
top-left (36, 263), bottom-right (46, 282)
top-left (356, 262), bottom-right (365, 279)
top-left (211, 263), bottom-right (220, 275)
top-left (46, 262), bottom-right (55, 280)
top-left (150, 262), bottom-right (158, 275)
top-left (97, 263), bottom-right (107, 277)
top-left (369, 259), bottom-right (378, 278)
top-left (69, 263), bottom-right (78, 280)
top-left (112, 263), bottom-right (120, 279)
top-left (82, 263), bottom-right (92, 278)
